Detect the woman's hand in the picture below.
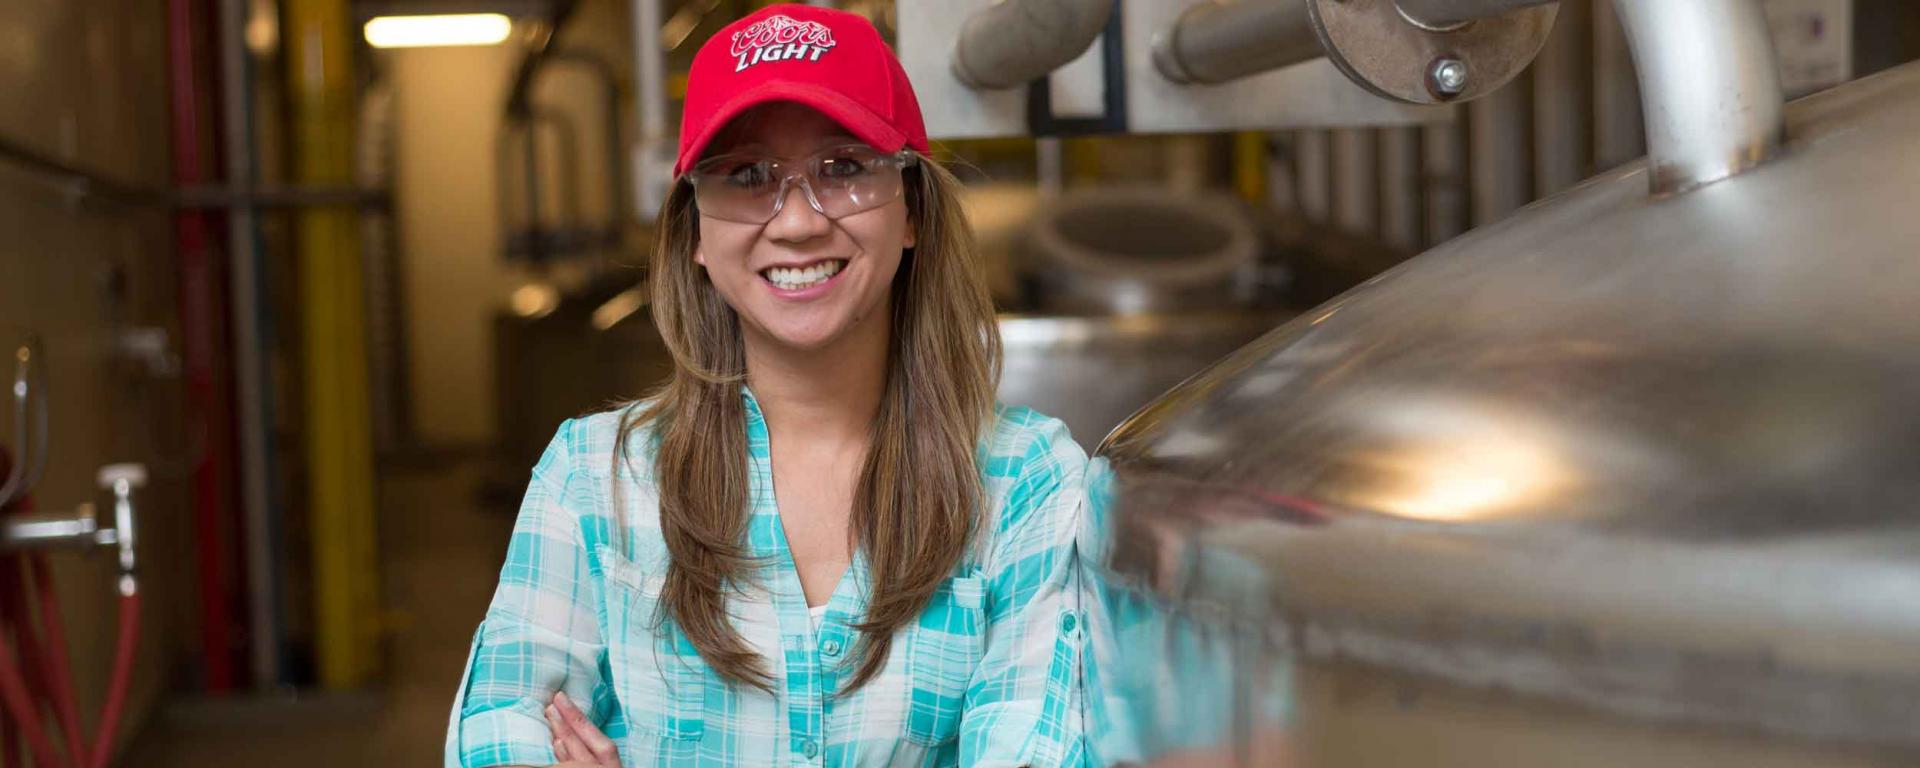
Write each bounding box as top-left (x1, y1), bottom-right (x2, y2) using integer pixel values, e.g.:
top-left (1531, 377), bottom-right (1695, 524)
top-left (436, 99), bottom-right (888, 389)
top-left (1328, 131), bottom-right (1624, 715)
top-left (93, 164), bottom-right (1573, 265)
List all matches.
top-left (543, 691), bottom-right (620, 767)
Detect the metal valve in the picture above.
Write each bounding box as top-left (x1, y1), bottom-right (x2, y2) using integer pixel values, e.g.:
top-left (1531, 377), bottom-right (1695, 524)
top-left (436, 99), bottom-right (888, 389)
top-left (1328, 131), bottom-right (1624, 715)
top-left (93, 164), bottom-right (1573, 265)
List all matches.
top-left (99, 462), bottom-right (144, 596)
top-left (0, 462), bottom-right (146, 596)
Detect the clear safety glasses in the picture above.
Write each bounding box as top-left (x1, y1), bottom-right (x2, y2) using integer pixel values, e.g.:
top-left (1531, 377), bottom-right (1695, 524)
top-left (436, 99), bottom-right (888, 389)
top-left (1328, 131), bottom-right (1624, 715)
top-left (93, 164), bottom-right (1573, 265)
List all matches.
top-left (685, 144), bottom-right (917, 225)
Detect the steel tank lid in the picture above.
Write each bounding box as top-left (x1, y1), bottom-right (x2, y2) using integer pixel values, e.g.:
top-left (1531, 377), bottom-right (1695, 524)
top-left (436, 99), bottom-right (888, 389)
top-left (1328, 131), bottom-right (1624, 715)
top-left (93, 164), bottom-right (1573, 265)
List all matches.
top-left (1093, 61), bottom-right (1920, 752)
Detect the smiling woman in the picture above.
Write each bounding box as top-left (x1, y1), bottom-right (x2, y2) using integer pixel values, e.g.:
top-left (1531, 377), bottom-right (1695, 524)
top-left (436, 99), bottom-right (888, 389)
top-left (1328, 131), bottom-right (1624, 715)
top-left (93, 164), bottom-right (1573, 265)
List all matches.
top-left (443, 4), bottom-right (1098, 768)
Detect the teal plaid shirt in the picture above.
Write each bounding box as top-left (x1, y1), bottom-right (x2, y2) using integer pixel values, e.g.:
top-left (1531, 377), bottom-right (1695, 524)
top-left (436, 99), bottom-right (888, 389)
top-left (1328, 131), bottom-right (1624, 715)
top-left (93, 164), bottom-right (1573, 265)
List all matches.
top-left (445, 389), bottom-right (1093, 767)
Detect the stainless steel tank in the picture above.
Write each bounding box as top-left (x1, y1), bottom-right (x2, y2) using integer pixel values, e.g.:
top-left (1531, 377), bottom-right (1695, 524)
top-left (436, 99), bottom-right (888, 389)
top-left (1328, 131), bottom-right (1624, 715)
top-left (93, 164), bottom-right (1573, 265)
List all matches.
top-left (1085, 1), bottom-right (1920, 765)
top-left (997, 186), bottom-right (1290, 442)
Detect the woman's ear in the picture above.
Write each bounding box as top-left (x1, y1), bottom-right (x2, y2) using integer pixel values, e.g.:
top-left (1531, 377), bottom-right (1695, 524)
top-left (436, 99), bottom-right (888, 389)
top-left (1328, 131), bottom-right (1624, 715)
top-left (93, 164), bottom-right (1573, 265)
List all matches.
top-left (693, 245), bottom-right (706, 267)
top-left (903, 218), bottom-right (917, 249)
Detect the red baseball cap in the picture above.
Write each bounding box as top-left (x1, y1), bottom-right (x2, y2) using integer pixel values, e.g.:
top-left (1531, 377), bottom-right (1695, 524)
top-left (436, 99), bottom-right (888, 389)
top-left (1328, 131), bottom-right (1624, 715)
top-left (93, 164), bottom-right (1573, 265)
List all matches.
top-left (674, 4), bottom-right (930, 177)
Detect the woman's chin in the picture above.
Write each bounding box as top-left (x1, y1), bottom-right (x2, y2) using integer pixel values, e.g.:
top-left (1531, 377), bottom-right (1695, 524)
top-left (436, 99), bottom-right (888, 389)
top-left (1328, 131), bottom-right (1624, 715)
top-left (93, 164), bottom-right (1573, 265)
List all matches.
top-left (748, 317), bottom-right (853, 353)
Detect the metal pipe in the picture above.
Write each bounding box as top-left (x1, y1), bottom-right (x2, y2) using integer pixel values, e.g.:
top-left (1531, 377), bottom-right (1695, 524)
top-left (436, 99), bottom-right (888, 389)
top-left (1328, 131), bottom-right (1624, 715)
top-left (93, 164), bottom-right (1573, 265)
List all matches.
top-left (1611, 0), bottom-right (1783, 193)
top-left (633, 0), bottom-right (671, 214)
top-left (172, 185), bottom-right (390, 208)
top-left (0, 134), bottom-right (385, 210)
top-left (952, 0), bottom-right (1115, 90)
top-left (217, 0), bottom-right (283, 689)
top-left (0, 133), bottom-right (168, 207)
top-left (548, 50), bottom-right (628, 244)
top-left (1152, 0), bottom-right (1322, 85)
top-left (1421, 120), bottom-right (1467, 244)
top-left (1468, 70), bottom-right (1533, 225)
top-left (504, 2), bottom-right (580, 118)
top-left (0, 508), bottom-right (103, 551)
top-left (1394, 0), bottom-right (1561, 29)
top-left (0, 338), bottom-right (49, 510)
top-left (1530, 0), bottom-right (1591, 196)
top-left (1590, 0), bottom-right (1644, 170)
top-left (1379, 126), bottom-right (1422, 249)
top-left (1293, 128), bottom-right (1332, 223)
top-left (1330, 128), bottom-right (1379, 235)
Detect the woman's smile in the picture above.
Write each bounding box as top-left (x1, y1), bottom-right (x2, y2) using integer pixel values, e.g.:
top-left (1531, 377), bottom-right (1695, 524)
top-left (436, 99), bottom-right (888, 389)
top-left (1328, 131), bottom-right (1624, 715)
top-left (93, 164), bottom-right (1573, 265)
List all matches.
top-left (760, 257), bottom-right (850, 295)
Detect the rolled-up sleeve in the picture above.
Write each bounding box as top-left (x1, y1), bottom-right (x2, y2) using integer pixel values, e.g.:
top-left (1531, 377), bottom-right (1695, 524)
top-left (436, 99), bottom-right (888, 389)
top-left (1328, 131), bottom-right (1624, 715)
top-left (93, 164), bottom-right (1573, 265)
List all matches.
top-left (961, 418), bottom-right (1094, 767)
top-left (445, 420), bottom-right (608, 767)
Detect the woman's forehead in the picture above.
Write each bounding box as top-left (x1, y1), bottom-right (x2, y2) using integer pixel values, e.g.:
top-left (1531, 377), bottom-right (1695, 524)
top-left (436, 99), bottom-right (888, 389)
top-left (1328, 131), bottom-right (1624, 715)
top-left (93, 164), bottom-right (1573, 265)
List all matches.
top-left (707, 101), bottom-right (862, 156)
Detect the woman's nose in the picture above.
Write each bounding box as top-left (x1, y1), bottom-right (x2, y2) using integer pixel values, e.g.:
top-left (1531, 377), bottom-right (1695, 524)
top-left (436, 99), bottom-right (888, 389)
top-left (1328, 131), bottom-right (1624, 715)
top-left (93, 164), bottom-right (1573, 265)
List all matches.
top-left (764, 177), bottom-right (832, 241)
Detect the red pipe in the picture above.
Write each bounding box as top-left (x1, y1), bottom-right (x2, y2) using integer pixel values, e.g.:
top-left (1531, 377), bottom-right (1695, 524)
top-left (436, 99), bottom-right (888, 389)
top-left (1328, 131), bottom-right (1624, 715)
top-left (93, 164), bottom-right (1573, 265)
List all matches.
top-left (0, 621), bottom-right (60, 767)
top-left (167, 0), bottom-right (241, 692)
top-left (3, 705), bottom-right (19, 768)
top-left (0, 555), bottom-right (59, 767)
top-left (84, 596), bottom-right (138, 768)
top-left (0, 453), bottom-right (142, 766)
top-left (0, 562), bottom-right (141, 768)
top-left (29, 558), bottom-right (86, 765)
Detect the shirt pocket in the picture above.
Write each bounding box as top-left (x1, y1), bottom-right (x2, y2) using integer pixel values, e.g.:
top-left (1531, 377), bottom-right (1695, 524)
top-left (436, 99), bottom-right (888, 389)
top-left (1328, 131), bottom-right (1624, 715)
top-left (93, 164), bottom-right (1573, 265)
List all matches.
top-left (600, 546), bottom-right (709, 744)
top-left (902, 574), bottom-right (988, 746)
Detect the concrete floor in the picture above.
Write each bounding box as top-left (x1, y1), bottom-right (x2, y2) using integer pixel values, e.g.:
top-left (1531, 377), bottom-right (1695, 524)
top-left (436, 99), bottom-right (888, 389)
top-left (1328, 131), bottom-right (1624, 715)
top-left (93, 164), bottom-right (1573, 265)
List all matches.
top-left (128, 460), bottom-right (514, 766)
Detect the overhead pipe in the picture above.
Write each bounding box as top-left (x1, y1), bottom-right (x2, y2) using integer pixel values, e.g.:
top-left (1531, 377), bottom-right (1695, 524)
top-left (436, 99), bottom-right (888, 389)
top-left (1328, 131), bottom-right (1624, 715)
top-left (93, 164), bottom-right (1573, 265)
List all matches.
top-left (1611, 0), bottom-right (1784, 193)
top-left (951, 0), bottom-right (1116, 90)
top-left (1153, 0), bottom-right (1322, 85)
top-left (1153, 0), bottom-right (1557, 103)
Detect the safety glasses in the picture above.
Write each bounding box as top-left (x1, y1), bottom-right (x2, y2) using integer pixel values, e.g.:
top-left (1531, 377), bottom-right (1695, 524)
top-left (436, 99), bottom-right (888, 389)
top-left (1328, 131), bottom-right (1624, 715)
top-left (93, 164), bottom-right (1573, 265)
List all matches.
top-left (685, 144), bottom-right (917, 225)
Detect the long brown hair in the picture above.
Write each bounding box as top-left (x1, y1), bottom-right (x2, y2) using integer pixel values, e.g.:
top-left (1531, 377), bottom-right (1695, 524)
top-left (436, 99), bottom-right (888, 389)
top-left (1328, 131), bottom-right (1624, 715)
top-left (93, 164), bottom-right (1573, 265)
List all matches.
top-left (613, 156), bottom-right (1001, 691)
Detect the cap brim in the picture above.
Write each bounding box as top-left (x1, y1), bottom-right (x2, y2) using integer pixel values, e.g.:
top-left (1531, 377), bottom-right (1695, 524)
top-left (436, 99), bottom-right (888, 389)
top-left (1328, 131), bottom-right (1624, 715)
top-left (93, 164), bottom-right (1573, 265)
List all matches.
top-left (675, 81), bottom-right (910, 177)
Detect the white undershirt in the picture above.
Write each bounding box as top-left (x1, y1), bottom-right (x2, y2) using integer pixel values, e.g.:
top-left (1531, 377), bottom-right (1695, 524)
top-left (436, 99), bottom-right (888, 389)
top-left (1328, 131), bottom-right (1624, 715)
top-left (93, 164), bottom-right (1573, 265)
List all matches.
top-left (809, 603), bottom-right (827, 631)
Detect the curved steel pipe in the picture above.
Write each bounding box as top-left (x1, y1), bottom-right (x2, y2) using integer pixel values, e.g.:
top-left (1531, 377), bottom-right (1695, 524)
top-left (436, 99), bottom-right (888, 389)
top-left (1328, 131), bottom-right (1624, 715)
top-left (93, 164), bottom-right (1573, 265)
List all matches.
top-left (1613, 0), bottom-right (1784, 193)
top-left (1153, 0), bottom-right (1323, 85)
top-left (951, 0), bottom-right (1115, 90)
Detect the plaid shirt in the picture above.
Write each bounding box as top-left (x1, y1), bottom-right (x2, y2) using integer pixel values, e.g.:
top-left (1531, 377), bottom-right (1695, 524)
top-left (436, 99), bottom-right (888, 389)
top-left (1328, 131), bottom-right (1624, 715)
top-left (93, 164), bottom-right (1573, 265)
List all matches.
top-left (445, 388), bottom-right (1093, 767)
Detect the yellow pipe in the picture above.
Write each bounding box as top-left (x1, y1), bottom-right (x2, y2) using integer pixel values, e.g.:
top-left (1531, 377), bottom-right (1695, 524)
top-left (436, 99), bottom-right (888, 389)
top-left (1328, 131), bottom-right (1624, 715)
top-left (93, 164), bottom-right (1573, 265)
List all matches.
top-left (287, 0), bottom-right (383, 688)
top-left (1233, 131), bottom-right (1268, 205)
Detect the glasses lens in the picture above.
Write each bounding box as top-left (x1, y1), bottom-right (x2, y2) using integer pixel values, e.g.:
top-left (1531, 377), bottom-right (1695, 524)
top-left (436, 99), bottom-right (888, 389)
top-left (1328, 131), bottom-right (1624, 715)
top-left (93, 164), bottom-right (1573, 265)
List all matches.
top-left (689, 155), bottom-right (786, 223)
top-left (811, 147), bottom-right (905, 219)
top-left (687, 147), bottom-right (909, 223)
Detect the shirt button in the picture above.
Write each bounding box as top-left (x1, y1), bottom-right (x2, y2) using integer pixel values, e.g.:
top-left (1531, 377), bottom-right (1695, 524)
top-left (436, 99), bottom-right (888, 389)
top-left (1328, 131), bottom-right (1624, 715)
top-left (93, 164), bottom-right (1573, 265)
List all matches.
top-left (801, 738), bottom-right (820, 759)
top-left (1059, 610), bottom-right (1078, 635)
top-left (821, 638), bottom-right (842, 657)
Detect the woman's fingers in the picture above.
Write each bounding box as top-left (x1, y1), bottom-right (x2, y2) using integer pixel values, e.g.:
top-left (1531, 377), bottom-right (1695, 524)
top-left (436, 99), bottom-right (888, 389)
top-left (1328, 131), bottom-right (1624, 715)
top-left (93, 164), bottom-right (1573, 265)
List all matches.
top-left (544, 701), bottom-right (591, 764)
top-left (553, 692), bottom-right (619, 766)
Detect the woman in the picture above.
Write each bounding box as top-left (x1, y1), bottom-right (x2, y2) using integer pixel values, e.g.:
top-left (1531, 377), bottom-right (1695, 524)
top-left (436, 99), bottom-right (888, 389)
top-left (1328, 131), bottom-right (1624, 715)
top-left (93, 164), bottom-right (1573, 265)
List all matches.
top-left (444, 5), bottom-right (1093, 766)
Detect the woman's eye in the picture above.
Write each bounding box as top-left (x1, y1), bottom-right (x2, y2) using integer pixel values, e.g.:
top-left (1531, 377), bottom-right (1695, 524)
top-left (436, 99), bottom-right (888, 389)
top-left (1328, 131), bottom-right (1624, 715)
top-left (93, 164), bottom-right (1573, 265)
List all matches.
top-left (818, 153), bottom-right (875, 180)
top-left (724, 162), bottom-right (776, 189)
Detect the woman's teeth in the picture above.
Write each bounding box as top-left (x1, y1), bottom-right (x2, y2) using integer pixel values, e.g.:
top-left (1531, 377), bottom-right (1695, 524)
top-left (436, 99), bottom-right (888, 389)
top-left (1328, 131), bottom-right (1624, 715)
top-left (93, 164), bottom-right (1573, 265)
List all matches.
top-left (763, 260), bottom-right (845, 290)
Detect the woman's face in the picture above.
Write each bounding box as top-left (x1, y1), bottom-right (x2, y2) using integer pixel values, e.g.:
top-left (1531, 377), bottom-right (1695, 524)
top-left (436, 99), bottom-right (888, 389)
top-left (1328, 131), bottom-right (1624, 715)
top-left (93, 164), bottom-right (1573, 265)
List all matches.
top-left (694, 102), bottom-right (914, 354)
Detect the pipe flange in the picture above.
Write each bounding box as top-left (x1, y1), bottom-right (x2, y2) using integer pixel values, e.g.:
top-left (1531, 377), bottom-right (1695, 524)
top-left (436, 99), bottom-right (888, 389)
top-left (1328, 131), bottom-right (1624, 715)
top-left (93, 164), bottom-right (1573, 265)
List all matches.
top-left (1308, 0), bottom-right (1557, 104)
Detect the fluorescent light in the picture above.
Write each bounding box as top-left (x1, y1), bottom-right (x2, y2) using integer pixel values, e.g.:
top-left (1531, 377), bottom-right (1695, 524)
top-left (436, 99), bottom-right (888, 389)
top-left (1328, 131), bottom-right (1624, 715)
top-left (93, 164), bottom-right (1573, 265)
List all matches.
top-left (363, 13), bottom-right (511, 49)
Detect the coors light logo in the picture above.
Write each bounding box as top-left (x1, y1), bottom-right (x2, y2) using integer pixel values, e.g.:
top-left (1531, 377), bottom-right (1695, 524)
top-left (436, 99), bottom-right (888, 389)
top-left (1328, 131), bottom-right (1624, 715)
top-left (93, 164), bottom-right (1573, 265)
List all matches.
top-left (731, 14), bottom-right (837, 72)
